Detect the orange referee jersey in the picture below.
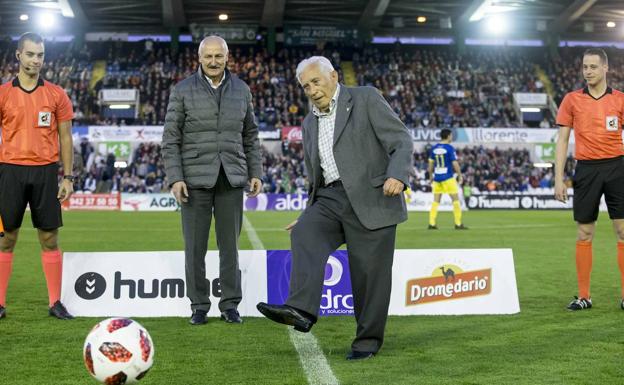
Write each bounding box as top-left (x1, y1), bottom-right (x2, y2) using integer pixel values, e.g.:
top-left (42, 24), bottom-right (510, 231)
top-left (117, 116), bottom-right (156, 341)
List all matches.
top-left (556, 86), bottom-right (624, 160)
top-left (0, 77), bottom-right (73, 165)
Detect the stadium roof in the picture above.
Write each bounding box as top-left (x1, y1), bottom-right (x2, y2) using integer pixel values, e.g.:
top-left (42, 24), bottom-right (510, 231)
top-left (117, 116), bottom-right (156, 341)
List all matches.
top-left (1, 0), bottom-right (623, 40)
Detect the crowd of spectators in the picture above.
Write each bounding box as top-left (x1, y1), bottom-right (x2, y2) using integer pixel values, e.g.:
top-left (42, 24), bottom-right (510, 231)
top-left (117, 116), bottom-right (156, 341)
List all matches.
top-left (0, 39), bottom-right (594, 194)
top-left (0, 40), bottom-right (564, 129)
top-left (353, 46), bottom-right (548, 128)
top-left (64, 140), bottom-right (574, 196)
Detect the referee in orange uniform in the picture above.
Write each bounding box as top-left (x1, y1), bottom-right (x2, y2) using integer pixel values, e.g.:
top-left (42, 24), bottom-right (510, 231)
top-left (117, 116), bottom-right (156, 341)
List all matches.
top-left (555, 48), bottom-right (624, 311)
top-left (0, 33), bottom-right (75, 320)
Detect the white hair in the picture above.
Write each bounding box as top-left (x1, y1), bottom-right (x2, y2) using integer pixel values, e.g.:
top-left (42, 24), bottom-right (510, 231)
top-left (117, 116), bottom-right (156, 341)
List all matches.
top-left (198, 35), bottom-right (229, 55)
top-left (296, 56), bottom-right (335, 83)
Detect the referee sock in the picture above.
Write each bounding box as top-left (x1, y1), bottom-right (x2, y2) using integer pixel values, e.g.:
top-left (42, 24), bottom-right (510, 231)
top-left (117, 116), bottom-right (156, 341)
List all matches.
top-left (429, 202), bottom-right (439, 226)
top-left (41, 249), bottom-right (63, 307)
top-left (0, 252), bottom-right (13, 307)
top-left (617, 242), bottom-right (624, 298)
top-left (452, 201), bottom-right (462, 226)
top-left (576, 240), bottom-right (593, 299)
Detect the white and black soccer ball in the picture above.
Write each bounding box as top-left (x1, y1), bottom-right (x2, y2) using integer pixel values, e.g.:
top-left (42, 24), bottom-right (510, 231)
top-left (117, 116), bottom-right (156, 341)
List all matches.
top-left (83, 318), bottom-right (154, 384)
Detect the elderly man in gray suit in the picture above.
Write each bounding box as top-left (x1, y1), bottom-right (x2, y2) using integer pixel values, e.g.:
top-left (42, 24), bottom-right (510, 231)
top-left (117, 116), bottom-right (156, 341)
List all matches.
top-left (162, 36), bottom-right (262, 326)
top-left (257, 56), bottom-right (413, 360)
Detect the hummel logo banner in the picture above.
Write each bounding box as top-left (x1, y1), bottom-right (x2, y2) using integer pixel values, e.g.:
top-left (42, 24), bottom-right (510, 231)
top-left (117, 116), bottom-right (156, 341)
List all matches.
top-left (61, 249), bottom-right (519, 317)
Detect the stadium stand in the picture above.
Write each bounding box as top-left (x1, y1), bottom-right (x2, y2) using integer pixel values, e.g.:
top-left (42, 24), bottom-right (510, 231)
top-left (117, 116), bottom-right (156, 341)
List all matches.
top-left (0, 40), bottom-right (580, 194)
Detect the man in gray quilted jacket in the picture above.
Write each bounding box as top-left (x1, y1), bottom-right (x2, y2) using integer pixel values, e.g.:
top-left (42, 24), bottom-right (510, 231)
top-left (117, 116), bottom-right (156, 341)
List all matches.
top-left (162, 36), bottom-right (262, 325)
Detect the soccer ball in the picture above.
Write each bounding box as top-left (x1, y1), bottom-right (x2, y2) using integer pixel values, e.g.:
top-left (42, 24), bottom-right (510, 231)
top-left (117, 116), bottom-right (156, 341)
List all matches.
top-left (83, 318), bottom-right (154, 384)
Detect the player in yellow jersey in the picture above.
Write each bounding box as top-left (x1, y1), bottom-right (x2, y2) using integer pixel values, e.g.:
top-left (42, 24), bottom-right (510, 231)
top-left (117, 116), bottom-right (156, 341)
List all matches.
top-left (427, 129), bottom-right (467, 230)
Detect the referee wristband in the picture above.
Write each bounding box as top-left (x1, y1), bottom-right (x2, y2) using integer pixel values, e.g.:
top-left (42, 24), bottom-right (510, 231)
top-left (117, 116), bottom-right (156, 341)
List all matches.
top-left (63, 175), bottom-right (76, 182)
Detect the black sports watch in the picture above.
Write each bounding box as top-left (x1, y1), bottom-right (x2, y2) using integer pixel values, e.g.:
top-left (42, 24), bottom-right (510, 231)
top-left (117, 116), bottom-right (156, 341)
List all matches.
top-left (63, 175), bottom-right (76, 182)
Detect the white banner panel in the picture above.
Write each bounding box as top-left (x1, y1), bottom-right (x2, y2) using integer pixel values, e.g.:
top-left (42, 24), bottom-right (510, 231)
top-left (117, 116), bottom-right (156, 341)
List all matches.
top-left (88, 126), bottom-right (164, 142)
top-left (61, 251), bottom-right (267, 317)
top-left (465, 128), bottom-right (558, 143)
top-left (121, 193), bottom-right (179, 211)
top-left (389, 249), bottom-right (519, 315)
top-left (514, 92), bottom-right (547, 106)
top-left (406, 190), bottom-right (466, 212)
top-left (62, 249), bottom-right (518, 317)
top-left (101, 89), bottom-right (138, 102)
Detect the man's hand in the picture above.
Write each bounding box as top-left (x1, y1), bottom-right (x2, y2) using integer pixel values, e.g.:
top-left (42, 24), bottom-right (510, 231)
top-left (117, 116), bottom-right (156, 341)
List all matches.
top-left (383, 177), bottom-right (404, 197)
top-left (248, 177), bottom-right (262, 197)
top-left (554, 179), bottom-right (568, 203)
top-left (457, 175), bottom-right (464, 185)
top-left (57, 179), bottom-right (74, 202)
top-left (285, 219), bottom-right (298, 234)
top-left (172, 181), bottom-right (189, 204)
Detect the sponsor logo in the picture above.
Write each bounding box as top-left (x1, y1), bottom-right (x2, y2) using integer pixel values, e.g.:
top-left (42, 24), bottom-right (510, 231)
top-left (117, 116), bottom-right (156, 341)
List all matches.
top-left (274, 195), bottom-right (308, 211)
top-left (75, 272), bottom-right (107, 300)
top-left (243, 194), bottom-right (308, 211)
top-left (320, 256), bottom-right (353, 314)
top-left (281, 126), bottom-right (303, 143)
top-left (38, 111), bottom-right (51, 127)
top-left (75, 271), bottom-right (193, 300)
top-left (113, 272), bottom-right (186, 299)
top-left (411, 128), bottom-right (442, 142)
top-left (406, 265), bottom-right (491, 305)
top-left (244, 194), bottom-right (269, 211)
top-left (467, 194), bottom-right (572, 209)
top-left (122, 195), bottom-right (180, 211)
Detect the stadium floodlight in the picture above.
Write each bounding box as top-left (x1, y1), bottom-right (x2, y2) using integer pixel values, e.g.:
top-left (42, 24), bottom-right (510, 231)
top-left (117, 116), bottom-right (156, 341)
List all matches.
top-left (109, 104), bottom-right (131, 109)
top-left (19, 14), bottom-right (29, 21)
top-left (218, 14), bottom-right (228, 21)
top-left (606, 21), bottom-right (616, 28)
top-left (417, 16), bottom-right (427, 23)
top-left (485, 15), bottom-right (508, 34)
top-left (533, 163), bottom-right (553, 168)
top-left (36, 11), bottom-right (58, 30)
top-left (520, 107), bottom-right (541, 112)
top-left (58, 0), bottom-right (75, 18)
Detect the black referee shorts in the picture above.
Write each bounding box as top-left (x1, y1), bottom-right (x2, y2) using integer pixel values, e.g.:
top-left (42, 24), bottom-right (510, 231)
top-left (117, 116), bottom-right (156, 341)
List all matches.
top-left (0, 163), bottom-right (63, 231)
top-left (573, 156), bottom-right (624, 223)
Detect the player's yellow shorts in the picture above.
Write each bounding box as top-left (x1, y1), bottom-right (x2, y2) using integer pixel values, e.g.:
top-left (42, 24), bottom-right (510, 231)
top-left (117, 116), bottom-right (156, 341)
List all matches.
top-left (432, 178), bottom-right (459, 194)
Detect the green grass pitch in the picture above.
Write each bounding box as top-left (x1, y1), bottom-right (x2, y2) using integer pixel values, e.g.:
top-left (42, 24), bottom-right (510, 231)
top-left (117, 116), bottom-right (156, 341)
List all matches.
top-left (2, 210), bottom-right (624, 384)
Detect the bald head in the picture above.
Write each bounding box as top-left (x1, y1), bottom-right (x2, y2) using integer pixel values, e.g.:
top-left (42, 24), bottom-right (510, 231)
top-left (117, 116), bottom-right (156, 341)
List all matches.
top-left (198, 35), bottom-right (229, 84)
top-left (198, 36), bottom-right (228, 56)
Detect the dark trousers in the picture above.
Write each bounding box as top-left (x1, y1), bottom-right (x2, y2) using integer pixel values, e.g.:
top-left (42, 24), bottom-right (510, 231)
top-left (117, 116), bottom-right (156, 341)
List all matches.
top-left (286, 182), bottom-right (396, 353)
top-left (181, 168), bottom-right (243, 312)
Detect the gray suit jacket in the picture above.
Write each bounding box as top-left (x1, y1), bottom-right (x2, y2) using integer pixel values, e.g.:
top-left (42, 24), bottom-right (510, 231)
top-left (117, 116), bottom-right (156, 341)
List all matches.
top-left (302, 85), bottom-right (413, 230)
top-left (162, 69), bottom-right (262, 189)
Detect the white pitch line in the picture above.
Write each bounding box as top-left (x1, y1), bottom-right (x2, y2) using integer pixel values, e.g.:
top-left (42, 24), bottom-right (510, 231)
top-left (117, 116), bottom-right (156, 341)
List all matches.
top-left (289, 329), bottom-right (340, 385)
top-left (242, 214), bottom-right (340, 385)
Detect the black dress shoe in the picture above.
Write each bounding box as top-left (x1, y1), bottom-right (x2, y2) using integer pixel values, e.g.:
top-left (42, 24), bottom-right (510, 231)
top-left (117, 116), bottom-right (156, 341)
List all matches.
top-left (346, 350), bottom-right (375, 360)
top-left (189, 309), bottom-right (208, 325)
top-left (256, 302), bottom-right (314, 332)
top-left (49, 301), bottom-right (74, 320)
top-left (0, 305), bottom-right (5, 319)
top-left (221, 309), bottom-right (242, 324)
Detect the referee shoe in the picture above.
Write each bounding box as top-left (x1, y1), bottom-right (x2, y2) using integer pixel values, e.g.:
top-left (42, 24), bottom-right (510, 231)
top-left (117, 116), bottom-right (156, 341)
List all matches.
top-left (567, 296), bottom-right (592, 311)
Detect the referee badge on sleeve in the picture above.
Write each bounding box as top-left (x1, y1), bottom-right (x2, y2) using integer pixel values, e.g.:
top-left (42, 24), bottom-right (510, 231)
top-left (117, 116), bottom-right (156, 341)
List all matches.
top-left (38, 111), bottom-right (51, 127)
top-left (606, 116), bottom-right (618, 131)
